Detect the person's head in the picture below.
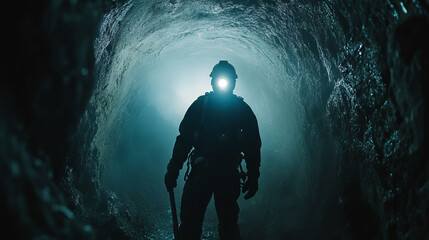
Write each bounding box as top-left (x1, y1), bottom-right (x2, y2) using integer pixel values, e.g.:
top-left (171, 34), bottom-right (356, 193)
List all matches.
top-left (210, 60), bottom-right (237, 95)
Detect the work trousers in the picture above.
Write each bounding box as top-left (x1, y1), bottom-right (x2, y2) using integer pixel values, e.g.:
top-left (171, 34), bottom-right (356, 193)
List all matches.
top-left (178, 168), bottom-right (241, 240)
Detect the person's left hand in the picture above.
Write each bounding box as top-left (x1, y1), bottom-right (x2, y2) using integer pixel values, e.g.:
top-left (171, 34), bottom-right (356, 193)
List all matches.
top-left (242, 178), bottom-right (258, 200)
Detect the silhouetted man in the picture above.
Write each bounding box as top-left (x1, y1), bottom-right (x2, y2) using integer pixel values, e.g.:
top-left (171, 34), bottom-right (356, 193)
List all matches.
top-left (165, 60), bottom-right (262, 240)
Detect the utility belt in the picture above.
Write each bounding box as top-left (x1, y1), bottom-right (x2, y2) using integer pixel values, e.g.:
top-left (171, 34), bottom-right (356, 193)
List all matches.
top-left (184, 149), bottom-right (247, 186)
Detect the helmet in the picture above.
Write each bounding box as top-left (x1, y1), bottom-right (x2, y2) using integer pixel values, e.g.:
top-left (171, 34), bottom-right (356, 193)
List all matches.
top-left (210, 60), bottom-right (238, 79)
top-left (210, 60), bottom-right (237, 93)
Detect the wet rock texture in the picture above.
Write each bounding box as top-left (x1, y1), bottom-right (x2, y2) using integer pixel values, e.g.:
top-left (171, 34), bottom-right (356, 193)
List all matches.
top-left (1, 0), bottom-right (428, 239)
top-left (1, 1), bottom-right (116, 239)
top-left (327, 4), bottom-right (429, 240)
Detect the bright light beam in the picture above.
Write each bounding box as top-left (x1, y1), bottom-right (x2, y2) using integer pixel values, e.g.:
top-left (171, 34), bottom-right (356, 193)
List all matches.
top-left (217, 78), bottom-right (228, 90)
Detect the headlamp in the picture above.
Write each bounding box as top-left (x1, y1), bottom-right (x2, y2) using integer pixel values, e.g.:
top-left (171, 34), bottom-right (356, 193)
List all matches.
top-left (210, 60), bottom-right (237, 93)
top-left (216, 78), bottom-right (229, 90)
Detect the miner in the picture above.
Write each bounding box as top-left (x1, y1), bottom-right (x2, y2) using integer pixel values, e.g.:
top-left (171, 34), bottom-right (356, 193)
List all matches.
top-left (165, 60), bottom-right (262, 240)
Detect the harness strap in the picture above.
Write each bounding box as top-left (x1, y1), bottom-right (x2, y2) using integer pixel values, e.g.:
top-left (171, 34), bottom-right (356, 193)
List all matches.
top-left (184, 149), bottom-right (194, 181)
top-left (200, 92), bottom-right (210, 131)
top-left (237, 153), bottom-right (247, 187)
top-left (184, 94), bottom-right (210, 181)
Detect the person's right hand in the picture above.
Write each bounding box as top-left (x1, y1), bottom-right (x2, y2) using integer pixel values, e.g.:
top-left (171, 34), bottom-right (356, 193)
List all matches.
top-left (164, 170), bottom-right (179, 190)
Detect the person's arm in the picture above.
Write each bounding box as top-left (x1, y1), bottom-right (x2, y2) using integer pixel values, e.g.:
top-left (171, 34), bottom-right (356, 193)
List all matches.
top-left (241, 102), bottom-right (262, 199)
top-left (165, 97), bottom-right (202, 189)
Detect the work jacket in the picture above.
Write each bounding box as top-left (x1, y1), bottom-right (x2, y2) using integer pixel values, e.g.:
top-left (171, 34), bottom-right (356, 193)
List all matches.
top-left (168, 91), bottom-right (261, 179)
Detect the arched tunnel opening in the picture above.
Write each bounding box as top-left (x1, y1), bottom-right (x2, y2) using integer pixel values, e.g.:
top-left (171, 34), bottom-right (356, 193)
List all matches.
top-left (2, 1), bottom-right (428, 240)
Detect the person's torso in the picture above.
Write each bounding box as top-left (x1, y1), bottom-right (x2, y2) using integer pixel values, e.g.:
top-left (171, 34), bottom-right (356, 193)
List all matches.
top-left (193, 93), bottom-right (243, 165)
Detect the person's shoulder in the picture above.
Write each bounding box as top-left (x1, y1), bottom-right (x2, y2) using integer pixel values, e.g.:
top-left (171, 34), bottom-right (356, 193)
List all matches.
top-left (234, 94), bottom-right (256, 116)
top-left (199, 91), bottom-right (214, 98)
top-left (191, 92), bottom-right (212, 107)
top-left (233, 94), bottom-right (249, 107)
top-left (233, 94), bottom-right (244, 102)
top-left (196, 91), bottom-right (212, 101)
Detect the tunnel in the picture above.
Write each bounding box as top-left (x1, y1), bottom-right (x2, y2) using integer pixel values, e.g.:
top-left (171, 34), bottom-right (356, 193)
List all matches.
top-left (1, 0), bottom-right (428, 239)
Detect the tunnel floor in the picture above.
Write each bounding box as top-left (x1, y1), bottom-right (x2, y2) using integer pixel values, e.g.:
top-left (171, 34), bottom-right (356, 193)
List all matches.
top-left (146, 205), bottom-right (218, 240)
